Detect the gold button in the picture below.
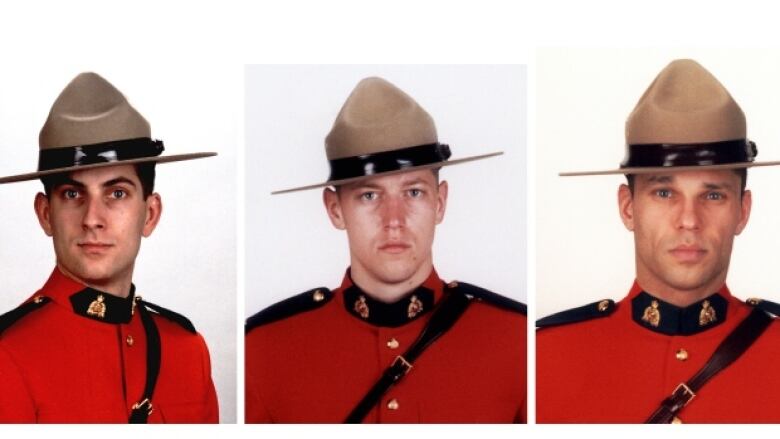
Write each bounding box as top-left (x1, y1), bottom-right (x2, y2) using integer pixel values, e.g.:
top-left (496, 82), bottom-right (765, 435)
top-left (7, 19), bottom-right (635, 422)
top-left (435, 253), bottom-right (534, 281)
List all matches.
top-left (387, 398), bottom-right (399, 410)
top-left (597, 300), bottom-right (610, 312)
top-left (387, 338), bottom-right (399, 349)
top-left (672, 416), bottom-right (683, 424)
top-left (676, 349), bottom-right (688, 361)
top-left (747, 298), bottom-right (762, 306)
top-left (448, 281), bottom-right (458, 288)
top-left (313, 290), bottom-right (325, 302)
top-left (126, 335), bottom-right (134, 347)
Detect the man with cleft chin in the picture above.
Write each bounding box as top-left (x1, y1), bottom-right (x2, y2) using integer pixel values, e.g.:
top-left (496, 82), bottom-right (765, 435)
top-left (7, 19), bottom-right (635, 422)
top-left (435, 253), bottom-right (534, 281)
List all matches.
top-left (0, 72), bottom-right (219, 423)
top-left (245, 76), bottom-right (527, 423)
top-left (537, 59), bottom-right (780, 423)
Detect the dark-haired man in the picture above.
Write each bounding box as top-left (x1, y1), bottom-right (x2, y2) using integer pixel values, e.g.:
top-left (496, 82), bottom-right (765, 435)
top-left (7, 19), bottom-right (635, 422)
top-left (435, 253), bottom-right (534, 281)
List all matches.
top-left (0, 73), bottom-right (219, 423)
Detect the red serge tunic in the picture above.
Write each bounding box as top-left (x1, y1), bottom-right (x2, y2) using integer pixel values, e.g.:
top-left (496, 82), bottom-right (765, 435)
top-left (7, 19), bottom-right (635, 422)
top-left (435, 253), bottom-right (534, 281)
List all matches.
top-left (0, 268), bottom-right (219, 423)
top-left (245, 269), bottom-right (526, 423)
top-left (537, 281), bottom-right (780, 423)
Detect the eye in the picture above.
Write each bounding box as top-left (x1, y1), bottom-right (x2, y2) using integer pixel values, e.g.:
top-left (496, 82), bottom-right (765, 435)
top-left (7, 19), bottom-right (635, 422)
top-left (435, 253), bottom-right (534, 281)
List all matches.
top-left (408, 188), bottom-right (423, 198)
top-left (705, 192), bottom-right (724, 201)
top-left (361, 192), bottom-right (377, 201)
top-left (111, 189), bottom-right (127, 199)
top-left (655, 189), bottom-right (672, 198)
top-left (63, 189), bottom-right (80, 200)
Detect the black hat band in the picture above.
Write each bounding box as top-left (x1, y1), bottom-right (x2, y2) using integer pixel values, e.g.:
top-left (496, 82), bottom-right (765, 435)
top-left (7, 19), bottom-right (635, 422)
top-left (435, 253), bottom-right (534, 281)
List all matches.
top-left (38, 137), bottom-right (165, 172)
top-left (620, 139), bottom-right (756, 169)
top-left (328, 143), bottom-right (451, 182)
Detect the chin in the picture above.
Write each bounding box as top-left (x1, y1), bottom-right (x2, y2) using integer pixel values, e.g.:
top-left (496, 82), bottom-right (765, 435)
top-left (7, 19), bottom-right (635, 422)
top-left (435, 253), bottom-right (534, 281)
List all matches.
top-left (64, 263), bottom-right (115, 286)
top-left (662, 271), bottom-right (716, 292)
top-left (372, 262), bottom-right (420, 284)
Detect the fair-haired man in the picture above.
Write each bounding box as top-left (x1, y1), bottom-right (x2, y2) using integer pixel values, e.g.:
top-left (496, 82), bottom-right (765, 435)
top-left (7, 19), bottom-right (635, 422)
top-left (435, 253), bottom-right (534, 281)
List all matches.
top-left (245, 76), bottom-right (527, 423)
top-left (537, 59), bottom-right (780, 423)
top-left (0, 72), bottom-right (219, 423)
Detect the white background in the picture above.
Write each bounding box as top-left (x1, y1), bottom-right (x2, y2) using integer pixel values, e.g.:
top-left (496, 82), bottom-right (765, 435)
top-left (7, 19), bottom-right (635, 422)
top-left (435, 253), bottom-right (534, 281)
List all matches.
top-left (1, 0), bottom-right (780, 437)
top-left (537, 49), bottom-right (780, 318)
top-left (0, 66), bottom-right (238, 423)
top-left (245, 65), bottom-right (527, 315)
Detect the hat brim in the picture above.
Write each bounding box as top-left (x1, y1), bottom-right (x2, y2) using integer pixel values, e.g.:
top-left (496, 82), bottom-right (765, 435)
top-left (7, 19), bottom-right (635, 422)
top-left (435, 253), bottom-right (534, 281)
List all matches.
top-left (559, 160), bottom-right (780, 177)
top-left (272, 151), bottom-right (503, 194)
top-left (0, 152), bottom-right (217, 184)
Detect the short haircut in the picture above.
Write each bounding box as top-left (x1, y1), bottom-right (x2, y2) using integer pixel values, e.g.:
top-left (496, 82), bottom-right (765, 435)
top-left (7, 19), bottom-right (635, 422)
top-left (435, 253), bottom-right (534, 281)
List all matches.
top-left (625, 168), bottom-right (748, 195)
top-left (40, 162), bottom-right (157, 199)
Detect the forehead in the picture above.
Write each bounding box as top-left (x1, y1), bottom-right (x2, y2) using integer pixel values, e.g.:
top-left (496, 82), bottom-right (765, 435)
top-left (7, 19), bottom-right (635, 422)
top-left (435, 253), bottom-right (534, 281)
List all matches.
top-left (65, 164), bottom-right (141, 185)
top-left (634, 169), bottom-right (741, 187)
top-left (338, 168), bottom-right (437, 191)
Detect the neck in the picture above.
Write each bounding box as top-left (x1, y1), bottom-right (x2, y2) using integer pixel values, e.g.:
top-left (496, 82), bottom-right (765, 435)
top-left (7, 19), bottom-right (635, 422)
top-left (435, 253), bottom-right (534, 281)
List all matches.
top-left (350, 261), bottom-right (434, 304)
top-left (57, 263), bottom-right (134, 299)
top-left (635, 268), bottom-right (726, 308)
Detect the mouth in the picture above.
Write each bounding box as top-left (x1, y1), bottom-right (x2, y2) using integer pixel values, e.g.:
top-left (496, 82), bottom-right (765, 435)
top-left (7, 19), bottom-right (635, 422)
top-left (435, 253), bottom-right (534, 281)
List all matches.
top-left (378, 242), bottom-right (411, 254)
top-left (77, 242), bottom-right (114, 254)
top-left (669, 245), bottom-right (707, 263)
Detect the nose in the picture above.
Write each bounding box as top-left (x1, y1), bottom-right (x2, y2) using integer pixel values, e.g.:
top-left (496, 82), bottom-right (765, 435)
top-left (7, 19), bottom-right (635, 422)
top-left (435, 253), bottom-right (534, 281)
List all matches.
top-left (381, 195), bottom-right (407, 229)
top-left (676, 197), bottom-right (700, 231)
top-left (82, 196), bottom-right (107, 230)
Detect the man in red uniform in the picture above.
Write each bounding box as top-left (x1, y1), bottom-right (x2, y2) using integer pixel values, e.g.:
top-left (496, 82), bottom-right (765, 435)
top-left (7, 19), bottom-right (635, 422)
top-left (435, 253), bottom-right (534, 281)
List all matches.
top-left (0, 73), bottom-right (219, 423)
top-left (537, 59), bottom-right (780, 423)
top-left (245, 77), bottom-right (527, 423)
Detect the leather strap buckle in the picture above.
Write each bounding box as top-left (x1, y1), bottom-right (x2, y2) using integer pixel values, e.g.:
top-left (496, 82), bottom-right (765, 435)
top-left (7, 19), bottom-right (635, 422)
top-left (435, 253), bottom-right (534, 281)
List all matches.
top-left (132, 398), bottom-right (154, 416)
top-left (671, 383), bottom-right (696, 408)
top-left (389, 355), bottom-right (413, 381)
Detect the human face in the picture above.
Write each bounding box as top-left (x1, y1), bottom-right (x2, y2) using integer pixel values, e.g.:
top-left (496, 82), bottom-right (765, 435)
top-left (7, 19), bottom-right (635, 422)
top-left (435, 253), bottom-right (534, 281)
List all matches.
top-left (34, 165), bottom-right (162, 296)
top-left (324, 169), bottom-right (447, 298)
top-left (618, 170), bottom-right (751, 303)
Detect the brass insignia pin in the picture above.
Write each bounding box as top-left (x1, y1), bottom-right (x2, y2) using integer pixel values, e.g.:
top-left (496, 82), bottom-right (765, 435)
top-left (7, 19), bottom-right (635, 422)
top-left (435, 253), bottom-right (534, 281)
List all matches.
top-left (87, 294), bottom-right (106, 319)
top-left (642, 300), bottom-right (661, 327)
top-left (354, 295), bottom-right (369, 319)
top-left (408, 295), bottom-right (423, 319)
top-left (699, 299), bottom-right (717, 326)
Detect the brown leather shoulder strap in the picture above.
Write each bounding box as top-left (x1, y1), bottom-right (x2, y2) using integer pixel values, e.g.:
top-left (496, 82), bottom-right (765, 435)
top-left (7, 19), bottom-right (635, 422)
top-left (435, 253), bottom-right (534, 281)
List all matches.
top-left (344, 291), bottom-right (473, 423)
top-left (646, 308), bottom-right (773, 423)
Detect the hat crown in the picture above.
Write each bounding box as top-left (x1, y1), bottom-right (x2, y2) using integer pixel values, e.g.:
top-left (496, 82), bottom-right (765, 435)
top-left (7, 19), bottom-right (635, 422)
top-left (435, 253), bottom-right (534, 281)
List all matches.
top-left (626, 59), bottom-right (746, 145)
top-left (325, 77), bottom-right (438, 160)
top-left (39, 72), bottom-right (151, 149)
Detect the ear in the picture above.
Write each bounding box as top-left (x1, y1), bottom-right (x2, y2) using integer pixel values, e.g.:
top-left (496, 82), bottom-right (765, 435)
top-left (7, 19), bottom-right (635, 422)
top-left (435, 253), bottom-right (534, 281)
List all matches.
top-left (435, 180), bottom-right (448, 224)
top-left (323, 187), bottom-right (346, 230)
top-left (34, 192), bottom-right (53, 236)
top-left (618, 184), bottom-right (635, 231)
top-left (142, 193), bottom-right (163, 237)
top-left (735, 189), bottom-right (752, 235)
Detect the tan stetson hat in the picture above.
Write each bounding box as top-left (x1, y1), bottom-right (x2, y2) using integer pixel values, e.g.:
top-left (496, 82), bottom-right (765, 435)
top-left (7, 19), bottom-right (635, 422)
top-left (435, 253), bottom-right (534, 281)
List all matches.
top-left (560, 59), bottom-right (780, 176)
top-left (0, 72), bottom-right (216, 184)
top-left (273, 76), bottom-right (502, 194)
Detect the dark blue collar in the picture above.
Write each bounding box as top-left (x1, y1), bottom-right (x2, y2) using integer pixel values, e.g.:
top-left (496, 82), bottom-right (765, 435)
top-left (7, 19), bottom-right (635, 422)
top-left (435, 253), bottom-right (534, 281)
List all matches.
top-left (631, 291), bottom-right (728, 335)
top-left (69, 285), bottom-right (137, 324)
top-left (343, 283), bottom-right (435, 327)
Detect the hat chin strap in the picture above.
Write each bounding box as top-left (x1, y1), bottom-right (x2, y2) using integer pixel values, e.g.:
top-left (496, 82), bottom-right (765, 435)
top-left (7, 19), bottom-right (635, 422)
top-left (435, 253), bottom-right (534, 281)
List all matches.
top-left (328, 143), bottom-right (451, 181)
top-left (38, 138), bottom-right (165, 172)
top-left (620, 139), bottom-right (756, 169)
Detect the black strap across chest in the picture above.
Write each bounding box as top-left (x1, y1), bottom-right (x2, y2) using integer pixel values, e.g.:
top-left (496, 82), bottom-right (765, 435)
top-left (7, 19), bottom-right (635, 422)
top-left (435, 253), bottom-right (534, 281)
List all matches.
top-left (646, 307), bottom-right (773, 423)
top-left (128, 301), bottom-right (162, 424)
top-left (344, 290), bottom-right (473, 423)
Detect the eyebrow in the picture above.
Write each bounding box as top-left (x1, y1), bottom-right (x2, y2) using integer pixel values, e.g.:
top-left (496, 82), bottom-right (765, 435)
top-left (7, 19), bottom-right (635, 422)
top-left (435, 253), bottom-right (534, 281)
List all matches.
top-left (56, 176), bottom-right (137, 189)
top-left (646, 175), bottom-right (674, 184)
top-left (703, 181), bottom-right (735, 191)
top-left (402, 178), bottom-right (432, 187)
top-left (644, 175), bottom-right (736, 191)
top-left (349, 182), bottom-right (383, 191)
top-left (103, 177), bottom-right (137, 188)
